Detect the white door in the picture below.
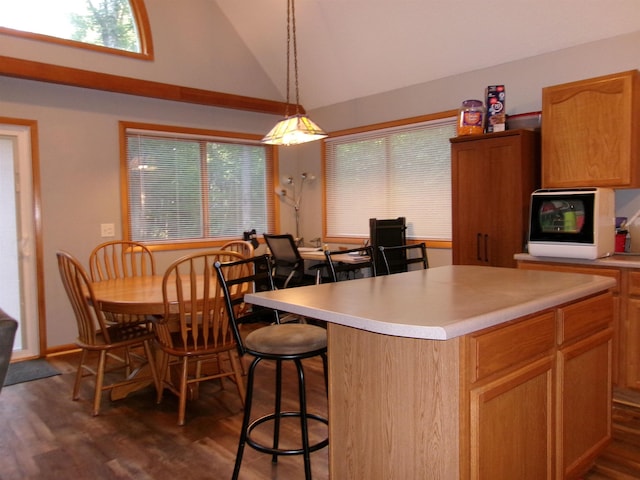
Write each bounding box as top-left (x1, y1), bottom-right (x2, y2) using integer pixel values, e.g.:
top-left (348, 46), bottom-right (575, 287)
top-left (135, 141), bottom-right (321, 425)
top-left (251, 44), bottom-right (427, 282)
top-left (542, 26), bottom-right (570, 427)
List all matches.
top-left (0, 124), bottom-right (39, 359)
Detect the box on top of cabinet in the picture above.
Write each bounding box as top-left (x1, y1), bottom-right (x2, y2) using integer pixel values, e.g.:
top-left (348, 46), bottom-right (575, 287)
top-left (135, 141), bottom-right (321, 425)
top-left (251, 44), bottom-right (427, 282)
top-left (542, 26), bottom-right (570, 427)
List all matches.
top-left (486, 85), bottom-right (506, 133)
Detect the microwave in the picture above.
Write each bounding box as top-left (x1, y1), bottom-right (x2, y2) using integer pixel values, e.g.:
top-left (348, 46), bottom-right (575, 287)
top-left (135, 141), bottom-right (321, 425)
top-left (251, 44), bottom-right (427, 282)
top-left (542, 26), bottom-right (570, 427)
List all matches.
top-left (528, 187), bottom-right (615, 259)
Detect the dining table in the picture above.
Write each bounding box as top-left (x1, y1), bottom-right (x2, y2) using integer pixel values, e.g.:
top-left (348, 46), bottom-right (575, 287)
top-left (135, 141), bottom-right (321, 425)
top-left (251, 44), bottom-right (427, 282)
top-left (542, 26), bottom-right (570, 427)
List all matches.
top-left (91, 275), bottom-right (168, 317)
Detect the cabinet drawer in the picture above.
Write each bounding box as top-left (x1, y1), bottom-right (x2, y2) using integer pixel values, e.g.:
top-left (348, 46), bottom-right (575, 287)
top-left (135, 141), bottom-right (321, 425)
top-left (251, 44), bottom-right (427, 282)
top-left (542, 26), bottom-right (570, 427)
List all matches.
top-left (470, 312), bottom-right (555, 382)
top-left (558, 292), bottom-right (613, 345)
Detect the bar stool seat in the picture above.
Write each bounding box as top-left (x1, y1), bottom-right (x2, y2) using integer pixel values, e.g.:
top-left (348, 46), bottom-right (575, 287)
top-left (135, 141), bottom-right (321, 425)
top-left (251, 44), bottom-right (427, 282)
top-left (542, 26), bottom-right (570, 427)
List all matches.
top-left (245, 323), bottom-right (326, 354)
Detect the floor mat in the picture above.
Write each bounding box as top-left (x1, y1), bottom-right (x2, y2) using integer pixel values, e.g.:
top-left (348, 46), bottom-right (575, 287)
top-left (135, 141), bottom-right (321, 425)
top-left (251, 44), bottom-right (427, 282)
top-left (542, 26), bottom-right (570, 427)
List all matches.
top-left (3, 358), bottom-right (61, 386)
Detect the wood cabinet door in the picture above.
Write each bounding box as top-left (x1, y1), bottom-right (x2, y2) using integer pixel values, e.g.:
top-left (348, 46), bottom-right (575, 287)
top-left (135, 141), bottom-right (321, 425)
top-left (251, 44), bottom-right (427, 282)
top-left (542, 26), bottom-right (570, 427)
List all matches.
top-left (557, 329), bottom-right (612, 478)
top-left (485, 138), bottom-right (526, 267)
top-left (469, 357), bottom-right (554, 480)
top-left (542, 70), bottom-right (640, 188)
top-left (452, 131), bottom-right (538, 268)
top-left (452, 142), bottom-right (493, 266)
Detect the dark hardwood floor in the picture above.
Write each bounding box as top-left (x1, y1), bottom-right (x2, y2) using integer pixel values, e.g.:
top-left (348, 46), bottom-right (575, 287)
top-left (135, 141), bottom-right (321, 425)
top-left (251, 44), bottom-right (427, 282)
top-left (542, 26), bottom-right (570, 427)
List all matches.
top-left (0, 351), bottom-right (328, 480)
top-left (2, 351), bottom-right (640, 479)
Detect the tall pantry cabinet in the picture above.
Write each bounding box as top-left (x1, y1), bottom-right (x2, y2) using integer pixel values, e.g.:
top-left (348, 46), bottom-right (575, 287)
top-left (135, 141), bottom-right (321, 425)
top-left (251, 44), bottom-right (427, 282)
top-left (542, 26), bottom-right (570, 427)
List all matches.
top-left (451, 129), bottom-right (540, 268)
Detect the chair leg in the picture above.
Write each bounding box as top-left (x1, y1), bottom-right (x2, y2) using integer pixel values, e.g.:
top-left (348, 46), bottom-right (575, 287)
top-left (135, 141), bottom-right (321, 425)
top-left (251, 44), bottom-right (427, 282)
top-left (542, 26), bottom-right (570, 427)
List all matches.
top-left (177, 356), bottom-right (189, 426)
top-left (92, 350), bottom-right (107, 416)
top-left (233, 357), bottom-right (259, 480)
top-left (73, 349), bottom-right (88, 401)
top-left (272, 359), bottom-right (283, 463)
top-left (142, 339), bottom-right (161, 398)
top-left (295, 359), bottom-right (312, 480)
top-left (156, 351), bottom-right (169, 405)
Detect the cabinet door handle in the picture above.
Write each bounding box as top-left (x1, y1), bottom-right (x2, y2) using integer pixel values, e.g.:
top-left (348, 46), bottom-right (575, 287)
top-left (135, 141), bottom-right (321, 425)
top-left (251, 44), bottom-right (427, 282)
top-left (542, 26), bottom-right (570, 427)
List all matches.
top-left (484, 234), bottom-right (489, 262)
top-left (476, 233), bottom-right (482, 261)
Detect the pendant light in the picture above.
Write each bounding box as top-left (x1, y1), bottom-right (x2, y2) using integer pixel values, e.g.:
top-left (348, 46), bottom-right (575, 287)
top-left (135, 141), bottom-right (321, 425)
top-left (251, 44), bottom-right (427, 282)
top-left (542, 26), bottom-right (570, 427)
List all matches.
top-left (262, 0), bottom-right (327, 146)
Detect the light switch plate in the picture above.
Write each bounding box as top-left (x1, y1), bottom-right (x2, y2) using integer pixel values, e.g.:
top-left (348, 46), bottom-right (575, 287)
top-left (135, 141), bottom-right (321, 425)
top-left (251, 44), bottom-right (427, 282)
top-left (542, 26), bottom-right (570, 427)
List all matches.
top-left (100, 223), bottom-right (115, 237)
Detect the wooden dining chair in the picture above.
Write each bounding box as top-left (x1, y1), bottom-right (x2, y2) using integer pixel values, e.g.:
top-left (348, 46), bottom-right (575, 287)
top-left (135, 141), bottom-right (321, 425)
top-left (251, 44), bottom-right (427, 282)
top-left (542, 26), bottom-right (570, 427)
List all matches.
top-left (89, 240), bottom-right (156, 325)
top-left (89, 240), bottom-right (155, 281)
top-left (56, 251), bottom-right (160, 416)
top-left (154, 249), bottom-right (247, 426)
top-left (221, 239), bottom-right (255, 258)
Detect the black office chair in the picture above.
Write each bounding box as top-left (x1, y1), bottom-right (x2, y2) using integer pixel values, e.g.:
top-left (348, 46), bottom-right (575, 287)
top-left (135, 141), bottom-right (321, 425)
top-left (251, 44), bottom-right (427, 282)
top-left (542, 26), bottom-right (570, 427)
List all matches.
top-left (214, 254), bottom-right (329, 480)
top-left (324, 245), bottom-right (376, 282)
top-left (369, 217), bottom-right (407, 274)
top-left (378, 242), bottom-right (429, 275)
top-left (263, 233), bottom-right (317, 288)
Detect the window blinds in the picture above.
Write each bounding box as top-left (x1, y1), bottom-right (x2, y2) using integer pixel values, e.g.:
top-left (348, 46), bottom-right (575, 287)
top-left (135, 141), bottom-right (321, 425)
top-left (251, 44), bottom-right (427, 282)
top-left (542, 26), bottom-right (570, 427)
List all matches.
top-left (125, 129), bottom-right (274, 243)
top-left (325, 117), bottom-right (456, 240)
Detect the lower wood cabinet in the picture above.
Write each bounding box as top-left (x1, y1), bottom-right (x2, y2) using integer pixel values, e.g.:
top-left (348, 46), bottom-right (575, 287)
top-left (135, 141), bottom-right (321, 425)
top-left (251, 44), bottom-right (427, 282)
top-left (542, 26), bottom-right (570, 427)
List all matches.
top-left (328, 291), bottom-right (613, 479)
top-left (518, 259), bottom-right (634, 389)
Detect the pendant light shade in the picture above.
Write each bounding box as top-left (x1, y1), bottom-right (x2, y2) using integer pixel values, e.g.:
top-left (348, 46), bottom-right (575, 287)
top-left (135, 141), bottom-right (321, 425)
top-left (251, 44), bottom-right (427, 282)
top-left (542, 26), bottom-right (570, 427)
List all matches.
top-left (262, 114), bottom-right (327, 146)
top-left (262, 0), bottom-right (327, 146)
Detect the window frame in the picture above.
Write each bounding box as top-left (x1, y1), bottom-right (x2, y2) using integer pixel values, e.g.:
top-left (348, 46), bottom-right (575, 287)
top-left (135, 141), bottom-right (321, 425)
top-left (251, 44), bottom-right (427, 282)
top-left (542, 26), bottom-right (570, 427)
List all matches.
top-left (0, 0), bottom-right (154, 60)
top-left (120, 121), bottom-right (279, 251)
top-left (322, 110), bottom-right (457, 249)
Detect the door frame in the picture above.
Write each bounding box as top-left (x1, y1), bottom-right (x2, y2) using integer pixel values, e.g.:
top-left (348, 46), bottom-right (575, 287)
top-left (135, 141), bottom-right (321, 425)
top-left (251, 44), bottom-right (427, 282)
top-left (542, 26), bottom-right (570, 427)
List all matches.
top-left (0, 117), bottom-right (45, 359)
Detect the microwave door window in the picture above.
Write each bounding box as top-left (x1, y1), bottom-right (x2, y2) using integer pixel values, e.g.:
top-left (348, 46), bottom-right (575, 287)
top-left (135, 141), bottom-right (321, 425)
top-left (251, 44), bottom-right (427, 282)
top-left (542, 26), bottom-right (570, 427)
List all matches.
top-left (539, 200), bottom-right (585, 234)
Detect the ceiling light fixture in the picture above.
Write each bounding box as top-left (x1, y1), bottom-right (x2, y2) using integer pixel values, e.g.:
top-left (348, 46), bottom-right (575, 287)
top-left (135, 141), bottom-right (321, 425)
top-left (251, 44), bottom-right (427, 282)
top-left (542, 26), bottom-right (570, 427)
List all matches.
top-left (262, 0), bottom-right (327, 146)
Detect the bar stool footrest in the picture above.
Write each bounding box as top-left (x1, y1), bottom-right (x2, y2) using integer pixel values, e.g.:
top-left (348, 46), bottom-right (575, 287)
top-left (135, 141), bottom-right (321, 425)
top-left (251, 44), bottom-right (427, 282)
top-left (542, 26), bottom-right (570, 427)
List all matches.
top-left (246, 411), bottom-right (329, 457)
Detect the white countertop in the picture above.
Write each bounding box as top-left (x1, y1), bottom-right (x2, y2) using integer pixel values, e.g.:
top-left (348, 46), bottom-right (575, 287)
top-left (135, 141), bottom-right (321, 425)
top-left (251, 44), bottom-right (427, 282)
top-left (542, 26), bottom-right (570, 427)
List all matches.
top-left (245, 265), bottom-right (615, 340)
top-left (515, 252), bottom-right (640, 268)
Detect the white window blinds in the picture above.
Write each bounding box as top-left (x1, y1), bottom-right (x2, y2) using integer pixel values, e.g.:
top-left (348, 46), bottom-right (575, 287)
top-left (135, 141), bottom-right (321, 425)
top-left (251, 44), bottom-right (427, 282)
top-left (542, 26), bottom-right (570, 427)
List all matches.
top-left (125, 128), bottom-right (274, 243)
top-left (325, 116), bottom-right (456, 240)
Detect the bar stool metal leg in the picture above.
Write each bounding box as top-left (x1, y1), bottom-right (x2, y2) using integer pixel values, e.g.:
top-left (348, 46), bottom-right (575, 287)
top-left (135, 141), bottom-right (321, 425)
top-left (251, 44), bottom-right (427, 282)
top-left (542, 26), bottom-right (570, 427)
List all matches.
top-left (272, 359), bottom-right (283, 463)
top-left (295, 359), bottom-right (312, 480)
top-left (232, 357), bottom-right (259, 480)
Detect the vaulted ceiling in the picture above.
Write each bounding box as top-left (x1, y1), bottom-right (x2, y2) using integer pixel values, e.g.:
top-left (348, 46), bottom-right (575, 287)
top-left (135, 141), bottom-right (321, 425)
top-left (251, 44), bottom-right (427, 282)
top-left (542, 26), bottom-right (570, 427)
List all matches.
top-left (215, 0), bottom-right (640, 110)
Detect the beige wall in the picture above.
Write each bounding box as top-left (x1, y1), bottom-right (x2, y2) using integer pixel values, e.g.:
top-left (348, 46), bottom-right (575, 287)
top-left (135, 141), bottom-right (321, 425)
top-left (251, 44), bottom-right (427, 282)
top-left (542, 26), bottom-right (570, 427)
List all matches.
top-left (0, 3), bottom-right (638, 350)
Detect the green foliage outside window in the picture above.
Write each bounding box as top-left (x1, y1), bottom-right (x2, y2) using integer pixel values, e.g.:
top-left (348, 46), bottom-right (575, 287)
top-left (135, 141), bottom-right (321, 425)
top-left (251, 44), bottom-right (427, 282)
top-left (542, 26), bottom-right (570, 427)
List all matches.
top-left (126, 131), bottom-right (272, 244)
top-left (71, 0), bottom-right (139, 52)
top-left (0, 0), bottom-right (141, 53)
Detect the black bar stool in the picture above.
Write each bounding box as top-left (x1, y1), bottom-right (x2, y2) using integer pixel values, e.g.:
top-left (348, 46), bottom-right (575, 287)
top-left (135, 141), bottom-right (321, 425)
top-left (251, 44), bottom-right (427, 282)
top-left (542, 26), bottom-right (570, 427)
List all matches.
top-left (215, 254), bottom-right (328, 480)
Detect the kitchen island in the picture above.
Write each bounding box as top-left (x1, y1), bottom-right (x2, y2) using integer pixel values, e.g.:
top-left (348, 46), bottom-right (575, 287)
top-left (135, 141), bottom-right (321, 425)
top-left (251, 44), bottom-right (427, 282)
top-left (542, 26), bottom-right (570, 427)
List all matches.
top-left (246, 265), bottom-right (615, 479)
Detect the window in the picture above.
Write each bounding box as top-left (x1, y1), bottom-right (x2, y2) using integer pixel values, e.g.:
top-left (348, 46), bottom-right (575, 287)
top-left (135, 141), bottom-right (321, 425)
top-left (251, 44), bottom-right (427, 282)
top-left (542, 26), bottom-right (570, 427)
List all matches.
top-left (122, 123), bottom-right (276, 247)
top-left (324, 113), bottom-right (456, 242)
top-left (0, 0), bottom-right (152, 58)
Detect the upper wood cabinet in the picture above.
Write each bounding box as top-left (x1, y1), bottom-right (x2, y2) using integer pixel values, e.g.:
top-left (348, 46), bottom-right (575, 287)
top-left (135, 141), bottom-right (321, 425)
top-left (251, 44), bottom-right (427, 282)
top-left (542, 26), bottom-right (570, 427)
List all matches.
top-left (542, 70), bottom-right (640, 188)
top-left (451, 130), bottom-right (540, 268)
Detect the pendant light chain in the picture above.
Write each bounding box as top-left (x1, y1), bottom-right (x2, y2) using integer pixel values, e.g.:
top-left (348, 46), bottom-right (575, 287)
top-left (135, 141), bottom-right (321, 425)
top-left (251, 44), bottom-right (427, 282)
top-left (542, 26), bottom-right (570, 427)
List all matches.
top-left (261, 0), bottom-right (327, 145)
top-left (285, 0), bottom-right (301, 116)
top-left (285, 0), bottom-right (291, 115)
top-left (291, 0), bottom-right (300, 113)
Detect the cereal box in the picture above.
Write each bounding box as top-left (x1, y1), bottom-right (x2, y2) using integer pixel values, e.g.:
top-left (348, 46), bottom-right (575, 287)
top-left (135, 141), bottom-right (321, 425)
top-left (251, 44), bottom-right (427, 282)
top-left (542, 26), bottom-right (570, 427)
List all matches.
top-left (486, 85), bottom-right (506, 133)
